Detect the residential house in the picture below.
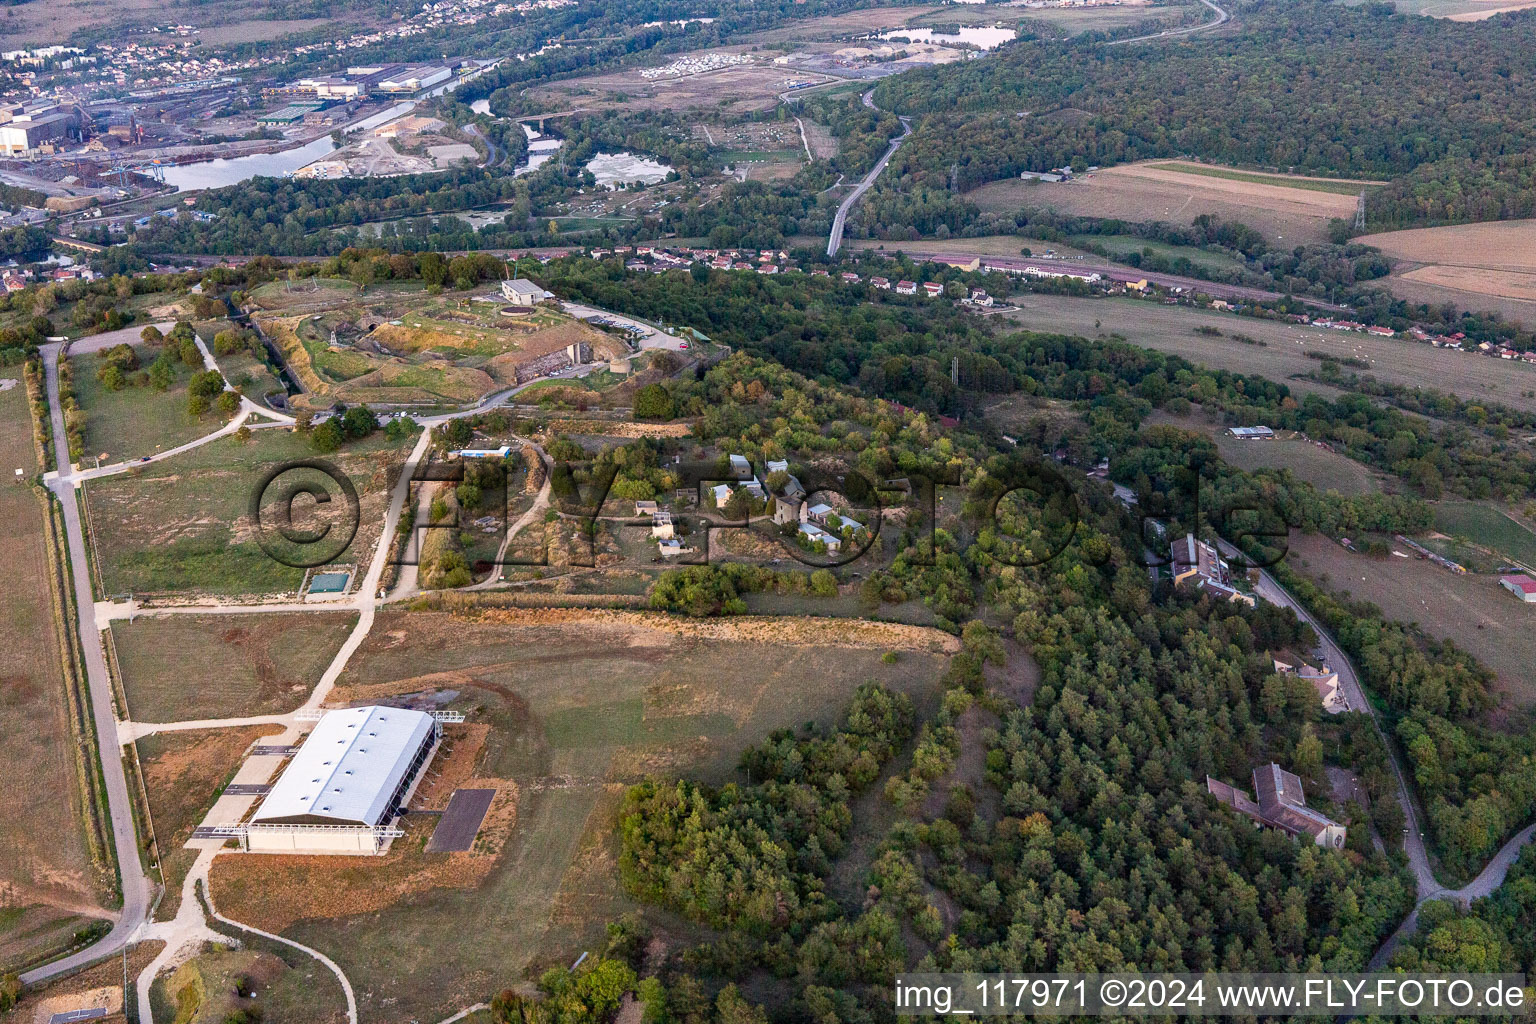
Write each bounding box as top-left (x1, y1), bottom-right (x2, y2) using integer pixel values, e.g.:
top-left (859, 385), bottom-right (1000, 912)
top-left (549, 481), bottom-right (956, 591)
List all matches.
top-left (798, 521), bottom-right (841, 552)
top-left (968, 288), bottom-right (994, 307)
top-left (896, 280), bottom-right (917, 295)
top-left (1207, 763), bottom-right (1346, 848)
top-left (870, 276), bottom-right (890, 290)
top-left (502, 278), bottom-right (552, 306)
top-left (634, 500), bottom-right (659, 517)
top-left (650, 510), bottom-right (674, 540)
top-left (840, 272), bottom-right (860, 284)
top-left (922, 281), bottom-right (944, 298)
top-left (728, 454), bottom-right (753, 480)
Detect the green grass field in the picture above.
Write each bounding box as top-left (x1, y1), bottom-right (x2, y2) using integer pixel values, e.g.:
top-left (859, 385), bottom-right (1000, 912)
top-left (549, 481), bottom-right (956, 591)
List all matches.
top-left (114, 612), bottom-right (358, 722)
top-left (1071, 234), bottom-right (1248, 274)
top-left (71, 344), bottom-right (227, 464)
top-left (85, 427), bottom-right (415, 599)
top-left (1146, 161), bottom-right (1383, 196)
top-left (1433, 501), bottom-right (1536, 566)
top-left (207, 609), bottom-right (954, 1024)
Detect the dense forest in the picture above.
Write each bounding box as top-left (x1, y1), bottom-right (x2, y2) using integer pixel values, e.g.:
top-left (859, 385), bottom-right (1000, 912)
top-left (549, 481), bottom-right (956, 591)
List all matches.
top-left (872, 0), bottom-right (1536, 231)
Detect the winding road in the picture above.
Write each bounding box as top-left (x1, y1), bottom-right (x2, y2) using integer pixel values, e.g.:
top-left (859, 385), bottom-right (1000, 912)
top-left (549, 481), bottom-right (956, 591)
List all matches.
top-left (1214, 538), bottom-right (1536, 966)
top-left (1109, 0), bottom-right (1230, 45)
top-left (826, 90), bottom-right (911, 257)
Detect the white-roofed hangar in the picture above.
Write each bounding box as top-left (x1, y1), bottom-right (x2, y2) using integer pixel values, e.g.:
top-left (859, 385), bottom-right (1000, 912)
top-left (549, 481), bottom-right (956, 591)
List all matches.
top-left (245, 706), bottom-right (441, 855)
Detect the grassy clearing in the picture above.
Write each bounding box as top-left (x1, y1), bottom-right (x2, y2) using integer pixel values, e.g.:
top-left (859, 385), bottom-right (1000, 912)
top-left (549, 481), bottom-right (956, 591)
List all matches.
top-left (203, 609), bottom-right (953, 1024)
top-left (114, 612), bottom-right (358, 722)
top-left (1147, 408), bottom-right (1383, 495)
top-left (0, 385), bottom-right (104, 948)
top-left (248, 277), bottom-right (363, 311)
top-left (153, 947), bottom-right (344, 1024)
top-left (1002, 294), bottom-right (1536, 415)
top-left (1433, 501), bottom-right (1536, 566)
top-left (1285, 531), bottom-right (1536, 707)
top-left (1146, 161), bottom-right (1383, 196)
top-left (71, 344), bottom-right (228, 464)
top-left (1071, 234), bottom-right (1247, 274)
top-left (85, 427), bottom-right (415, 599)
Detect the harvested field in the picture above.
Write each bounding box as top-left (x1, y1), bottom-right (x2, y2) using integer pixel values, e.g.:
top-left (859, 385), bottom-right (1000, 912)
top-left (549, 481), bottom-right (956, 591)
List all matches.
top-left (1285, 531), bottom-right (1536, 706)
top-left (114, 612), bottom-right (358, 722)
top-left (1147, 161), bottom-right (1384, 195)
top-left (0, 384), bottom-right (106, 960)
top-left (207, 608), bottom-right (953, 1024)
top-left (1356, 221), bottom-right (1536, 327)
top-left (743, 5), bottom-right (945, 41)
top-left (1387, 0), bottom-right (1536, 17)
top-left (1432, 501), bottom-right (1536, 566)
top-left (972, 161), bottom-right (1360, 244)
top-left (1002, 294), bottom-right (1536, 415)
top-left (85, 427), bottom-right (414, 599)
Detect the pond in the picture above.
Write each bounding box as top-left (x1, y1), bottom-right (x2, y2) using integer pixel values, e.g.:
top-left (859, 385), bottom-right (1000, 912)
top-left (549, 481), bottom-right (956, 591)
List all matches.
top-left (876, 25), bottom-right (1018, 49)
top-left (584, 151), bottom-right (669, 187)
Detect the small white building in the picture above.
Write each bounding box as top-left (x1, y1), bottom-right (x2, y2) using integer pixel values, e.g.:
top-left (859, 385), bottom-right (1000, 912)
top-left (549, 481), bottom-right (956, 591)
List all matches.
top-left (502, 278), bottom-right (553, 306)
top-left (245, 706), bottom-right (440, 855)
top-left (651, 510), bottom-right (674, 539)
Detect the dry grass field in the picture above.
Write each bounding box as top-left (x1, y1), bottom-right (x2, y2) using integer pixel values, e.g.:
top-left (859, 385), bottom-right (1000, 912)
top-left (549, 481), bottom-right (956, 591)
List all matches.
top-left (114, 612), bottom-right (359, 722)
top-left (527, 55), bottom-right (835, 116)
top-left (1357, 220), bottom-right (1536, 328)
top-left (137, 725), bottom-right (283, 922)
top-left (0, 383), bottom-right (106, 968)
top-left (85, 427), bottom-right (414, 600)
top-left (201, 607), bottom-right (953, 1024)
top-left (972, 161), bottom-right (1361, 243)
top-left (851, 234), bottom-right (1097, 259)
top-left (1285, 532), bottom-right (1536, 707)
top-left (1384, 0), bottom-right (1536, 17)
top-left (1002, 294), bottom-right (1536, 415)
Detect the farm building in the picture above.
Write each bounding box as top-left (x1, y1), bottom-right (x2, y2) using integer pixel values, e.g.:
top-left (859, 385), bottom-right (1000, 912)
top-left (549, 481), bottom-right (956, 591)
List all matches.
top-left (1500, 575), bottom-right (1536, 603)
top-left (245, 706), bottom-right (441, 855)
top-left (1228, 426), bottom-right (1275, 439)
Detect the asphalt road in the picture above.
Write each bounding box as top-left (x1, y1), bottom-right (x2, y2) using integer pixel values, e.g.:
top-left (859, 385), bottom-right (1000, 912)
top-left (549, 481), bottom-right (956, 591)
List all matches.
top-left (1109, 0), bottom-right (1230, 45)
top-left (826, 90), bottom-right (911, 257)
top-left (23, 345), bottom-right (153, 986)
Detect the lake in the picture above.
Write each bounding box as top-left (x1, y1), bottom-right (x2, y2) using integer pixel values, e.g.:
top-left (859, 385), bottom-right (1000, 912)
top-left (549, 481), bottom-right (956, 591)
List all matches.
top-left (584, 151), bottom-right (669, 187)
top-left (876, 25), bottom-right (1018, 48)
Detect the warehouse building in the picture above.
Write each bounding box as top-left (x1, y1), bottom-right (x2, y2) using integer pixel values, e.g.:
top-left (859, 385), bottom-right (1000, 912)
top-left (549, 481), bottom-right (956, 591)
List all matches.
top-left (245, 706), bottom-right (440, 855)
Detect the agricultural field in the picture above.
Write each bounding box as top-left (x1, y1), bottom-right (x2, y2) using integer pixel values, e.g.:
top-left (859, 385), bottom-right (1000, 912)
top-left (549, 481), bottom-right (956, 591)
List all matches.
top-left (1375, 0), bottom-right (1536, 18)
top-left (1284, 531), bottom-right (1536, 707)
top-left (851, 234), bottom-right (1096, 260)
top-left (1355, 220), bottom-right (1536, 330)
top-left (113, 612), bottom-right (358, 722)
top-left (1002, 293), bottom-right (1536, 415)
top-left (0, 382), bottom-right (108, 972)
top-left (70, 342), bottom-right (229, 465)
top-left (84, 427), bottom-right (414, 600)
top-left (694, 120), bottom-right (808, 181)
top-left (256, 293), bottom-right (622, 410)
top-left (1147, 408), bottom-right (1385, 495)
top-left (971, 161), bottom-right (1362, 244)
top-left (1432, 500), bottom-right (1536, 567)
top-left (203, 608), bottom-right (957, 1024)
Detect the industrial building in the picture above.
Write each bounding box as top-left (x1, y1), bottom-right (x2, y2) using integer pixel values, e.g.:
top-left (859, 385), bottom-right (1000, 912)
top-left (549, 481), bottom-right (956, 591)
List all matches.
top-left (502, 278), bottom-right (553, 306)
top-left (0, 102), bottom-right (82, 156)
top-left (244, 706), bottom-right (441, 855)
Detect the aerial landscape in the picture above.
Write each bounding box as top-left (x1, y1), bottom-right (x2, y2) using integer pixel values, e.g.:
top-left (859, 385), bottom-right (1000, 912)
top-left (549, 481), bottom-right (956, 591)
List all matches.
top-left (4, 0), bottom-right (1536, 1020)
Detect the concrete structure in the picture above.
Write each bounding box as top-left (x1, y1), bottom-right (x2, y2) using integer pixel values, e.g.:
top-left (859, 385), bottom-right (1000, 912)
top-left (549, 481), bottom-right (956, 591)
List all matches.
top-left (0, 103), bottom-right (81, 155)
top-left (502, 278), bottom-right (552, 306)
top-left (728, 453), bottom-right (753, 480)
top-left (650, 510), bottom-right (674, 539)
top-left (452, 445), bottom-right (513, 459)
top-left (1208, 763), bottom-right (1346, 848)
top-left (1500, 574), bottom-right (1536, 603)
top-left (377, 65), bottom-right (452, 93)
top-left (245, 706), bottom-right (439, 855)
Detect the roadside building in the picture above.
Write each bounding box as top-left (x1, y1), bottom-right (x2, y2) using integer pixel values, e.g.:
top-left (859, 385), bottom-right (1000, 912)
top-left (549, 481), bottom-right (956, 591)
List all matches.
top-left (1207, 763), bottom-right (1346, 848)
top-left (1273, 651), bottom-right (1347, 713)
